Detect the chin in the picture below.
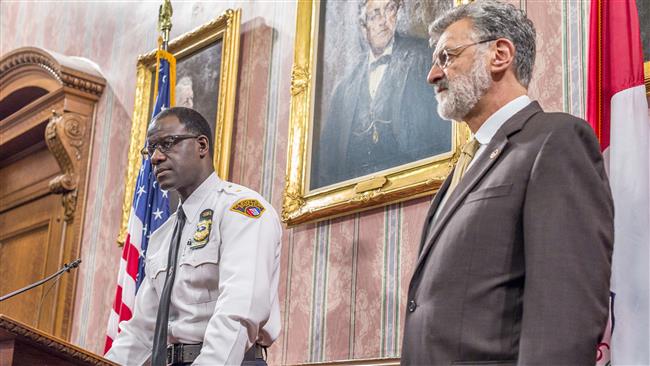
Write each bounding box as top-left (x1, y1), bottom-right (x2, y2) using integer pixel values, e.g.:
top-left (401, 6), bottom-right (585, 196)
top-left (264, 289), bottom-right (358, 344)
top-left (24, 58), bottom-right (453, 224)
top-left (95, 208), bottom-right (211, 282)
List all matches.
top-left (157, 177), bottom-right (175, 191)
top-left (437, 101), bottom-right (456, 121)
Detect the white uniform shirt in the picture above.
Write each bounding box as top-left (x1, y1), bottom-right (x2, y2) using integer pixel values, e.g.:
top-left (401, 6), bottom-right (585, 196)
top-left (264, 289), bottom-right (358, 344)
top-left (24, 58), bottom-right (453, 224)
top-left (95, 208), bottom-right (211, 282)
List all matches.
top-left (432, 95), bottom-right (532, 223)
top-left (106, 173), bottom-right (282, 365)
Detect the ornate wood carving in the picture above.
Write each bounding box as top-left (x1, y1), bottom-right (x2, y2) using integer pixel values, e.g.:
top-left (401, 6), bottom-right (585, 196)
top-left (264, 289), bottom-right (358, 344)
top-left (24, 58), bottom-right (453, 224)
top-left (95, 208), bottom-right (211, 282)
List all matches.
top-left (0, 315), bottom-right (116, 365)
top-left (0, 48), bottom-right (104, 99)
top-left (45, 111), bottom-right (86, 222)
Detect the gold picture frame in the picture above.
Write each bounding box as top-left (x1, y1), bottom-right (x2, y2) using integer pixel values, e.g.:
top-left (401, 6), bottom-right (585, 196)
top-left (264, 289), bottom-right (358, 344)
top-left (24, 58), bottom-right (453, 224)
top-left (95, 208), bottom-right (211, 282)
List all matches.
top-left (282, 0), bottom-right (468, 226)
top-left (643, 61), bottom-right (650, 96)
top-left (117, 9), bottom-right (241, 244)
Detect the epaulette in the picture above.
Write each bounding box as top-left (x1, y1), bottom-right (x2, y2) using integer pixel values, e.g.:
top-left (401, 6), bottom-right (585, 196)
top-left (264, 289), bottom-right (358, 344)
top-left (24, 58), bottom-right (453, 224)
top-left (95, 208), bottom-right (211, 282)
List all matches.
top-left (222, 182), bottom-right (245, 195)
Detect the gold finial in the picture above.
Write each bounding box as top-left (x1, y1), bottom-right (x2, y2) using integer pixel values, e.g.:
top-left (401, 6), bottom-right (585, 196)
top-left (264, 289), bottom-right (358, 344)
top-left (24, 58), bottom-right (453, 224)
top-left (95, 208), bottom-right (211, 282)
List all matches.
top-left (158, 0), bottom-right (173, 45)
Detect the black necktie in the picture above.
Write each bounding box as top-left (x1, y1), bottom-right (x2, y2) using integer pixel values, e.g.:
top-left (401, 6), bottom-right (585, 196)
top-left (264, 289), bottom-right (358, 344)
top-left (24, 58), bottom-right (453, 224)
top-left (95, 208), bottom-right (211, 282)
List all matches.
top-left (370, 54), bottom-right (391, 71)
top-left (151, 207), bottom-right (186, 366)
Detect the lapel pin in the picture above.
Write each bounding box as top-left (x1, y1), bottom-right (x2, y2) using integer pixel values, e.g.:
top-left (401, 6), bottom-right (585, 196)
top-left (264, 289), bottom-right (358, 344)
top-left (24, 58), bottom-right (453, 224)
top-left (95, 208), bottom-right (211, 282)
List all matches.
top-left (489, 149), bottom-right (499, 159)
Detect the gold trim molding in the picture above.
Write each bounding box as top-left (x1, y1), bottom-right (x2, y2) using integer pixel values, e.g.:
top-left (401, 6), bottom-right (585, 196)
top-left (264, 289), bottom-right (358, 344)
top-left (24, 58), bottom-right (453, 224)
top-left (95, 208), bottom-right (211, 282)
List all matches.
top-left (118, 9), bottom-right (241, 244)
top-left (282, 0), bottom-right (469, 225)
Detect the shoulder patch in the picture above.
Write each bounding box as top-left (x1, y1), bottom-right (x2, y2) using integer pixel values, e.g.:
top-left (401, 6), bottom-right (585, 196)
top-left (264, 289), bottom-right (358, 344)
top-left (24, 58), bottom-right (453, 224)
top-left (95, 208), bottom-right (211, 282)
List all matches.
top-left (230, 198), bottom-right (265, 219)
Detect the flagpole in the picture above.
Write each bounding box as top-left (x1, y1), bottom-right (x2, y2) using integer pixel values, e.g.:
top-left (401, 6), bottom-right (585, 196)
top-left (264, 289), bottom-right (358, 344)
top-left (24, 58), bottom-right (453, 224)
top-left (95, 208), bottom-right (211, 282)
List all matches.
top-left (158, 0), bottom-right (173, 51)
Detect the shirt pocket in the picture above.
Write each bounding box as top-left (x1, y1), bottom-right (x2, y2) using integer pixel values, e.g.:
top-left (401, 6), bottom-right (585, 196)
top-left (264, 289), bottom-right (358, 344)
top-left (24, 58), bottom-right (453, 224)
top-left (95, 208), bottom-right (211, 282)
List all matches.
top-left (146, 254), bottom-right (168, 297)
top-left (465, 184), bottom-right (512, 204)
top-left (178, 240), bottom-right (221, 304)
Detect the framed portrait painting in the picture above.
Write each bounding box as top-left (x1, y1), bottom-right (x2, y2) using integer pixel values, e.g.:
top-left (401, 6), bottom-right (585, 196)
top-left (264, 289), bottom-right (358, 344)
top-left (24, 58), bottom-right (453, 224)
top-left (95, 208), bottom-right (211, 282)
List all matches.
top-left (117, 9), bottom-right (241, 244)
top-left (283, 0), bottom-right (469, 225)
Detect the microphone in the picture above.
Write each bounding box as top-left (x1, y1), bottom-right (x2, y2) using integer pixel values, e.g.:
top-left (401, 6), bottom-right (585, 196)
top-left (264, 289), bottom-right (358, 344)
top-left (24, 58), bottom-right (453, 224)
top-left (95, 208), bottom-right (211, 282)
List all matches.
top-left (0, 259), bottom-right (82, 302)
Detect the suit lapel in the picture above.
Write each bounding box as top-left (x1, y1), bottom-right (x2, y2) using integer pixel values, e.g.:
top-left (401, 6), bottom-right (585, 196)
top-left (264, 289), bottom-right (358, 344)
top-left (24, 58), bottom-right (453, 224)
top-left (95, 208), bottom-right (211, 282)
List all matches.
top-left (413, 102), bottom-right (544, 275)
top-left (418, 175), bottom-right (453, 254)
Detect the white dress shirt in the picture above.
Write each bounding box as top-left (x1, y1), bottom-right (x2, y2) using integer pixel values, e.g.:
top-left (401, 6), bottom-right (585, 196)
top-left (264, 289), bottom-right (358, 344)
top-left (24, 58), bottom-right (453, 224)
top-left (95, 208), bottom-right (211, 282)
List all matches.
top-left (106, 172), bottom-right (282, 365)
top-left (368, 40), bottom-right (393, 99)
top-left (433, 95), bottom-right (532, 222)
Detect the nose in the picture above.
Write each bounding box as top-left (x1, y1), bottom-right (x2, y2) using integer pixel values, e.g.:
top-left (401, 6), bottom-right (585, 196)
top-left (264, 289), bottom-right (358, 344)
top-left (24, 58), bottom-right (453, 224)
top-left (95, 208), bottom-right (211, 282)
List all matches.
top-left (150, 148), bottom-right (166, 165)
top-left (427, 63), bottom-right (444, 85)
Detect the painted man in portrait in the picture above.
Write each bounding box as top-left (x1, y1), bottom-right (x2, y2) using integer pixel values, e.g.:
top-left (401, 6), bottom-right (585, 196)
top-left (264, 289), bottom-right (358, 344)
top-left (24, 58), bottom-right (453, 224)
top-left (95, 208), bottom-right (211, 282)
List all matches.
top-left (315, 0), bottom-right (451, 188)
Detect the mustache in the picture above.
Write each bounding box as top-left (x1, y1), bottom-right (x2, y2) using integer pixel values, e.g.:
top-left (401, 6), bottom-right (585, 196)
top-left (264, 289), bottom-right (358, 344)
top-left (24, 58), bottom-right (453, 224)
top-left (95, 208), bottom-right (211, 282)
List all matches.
top-left (433, 78), bottom-right (449, 93)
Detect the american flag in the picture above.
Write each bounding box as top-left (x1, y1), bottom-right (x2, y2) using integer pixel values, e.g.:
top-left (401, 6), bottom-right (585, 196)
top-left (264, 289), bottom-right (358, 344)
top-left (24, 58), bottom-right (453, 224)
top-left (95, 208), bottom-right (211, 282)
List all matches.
top-left (104, 50), bottom-right (175, 354)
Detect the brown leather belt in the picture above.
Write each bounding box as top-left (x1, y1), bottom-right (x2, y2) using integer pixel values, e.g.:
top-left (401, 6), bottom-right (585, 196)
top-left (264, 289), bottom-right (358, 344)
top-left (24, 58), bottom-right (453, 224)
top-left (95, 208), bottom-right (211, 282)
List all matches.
top-left (166, 343), bottom-right (265, 364)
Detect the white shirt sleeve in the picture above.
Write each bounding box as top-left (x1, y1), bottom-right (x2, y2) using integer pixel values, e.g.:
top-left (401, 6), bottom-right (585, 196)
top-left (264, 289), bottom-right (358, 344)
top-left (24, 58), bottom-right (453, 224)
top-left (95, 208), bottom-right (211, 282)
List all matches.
top-left (193, 199), bottom-right (282, 365)
top-left (105, 274), bottom-right (159, 366)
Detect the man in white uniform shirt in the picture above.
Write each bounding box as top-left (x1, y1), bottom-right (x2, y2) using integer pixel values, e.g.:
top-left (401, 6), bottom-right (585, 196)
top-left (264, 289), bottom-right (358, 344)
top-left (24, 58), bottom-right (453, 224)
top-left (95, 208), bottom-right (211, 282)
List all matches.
top-left (106, 107), bottom-right (281, 366)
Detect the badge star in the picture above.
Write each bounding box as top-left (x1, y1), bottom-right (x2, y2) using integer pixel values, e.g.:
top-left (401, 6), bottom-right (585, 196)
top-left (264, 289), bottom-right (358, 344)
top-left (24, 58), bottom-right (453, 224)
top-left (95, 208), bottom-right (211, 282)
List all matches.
top-left (152, 180), bottom-right (157, 188)
top-left (153, 208), bottom-right (163, 220)
top-left (161, 189), bottom-right (168, 198)
top-left (142, 224), bottom-right (148, 233)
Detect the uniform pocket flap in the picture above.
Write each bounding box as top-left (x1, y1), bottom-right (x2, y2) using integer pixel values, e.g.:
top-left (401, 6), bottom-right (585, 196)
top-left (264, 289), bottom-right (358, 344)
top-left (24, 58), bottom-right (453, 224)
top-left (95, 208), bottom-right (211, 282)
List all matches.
top-left (179, 242), bottom-right (220, 268)
top-left (146, 255), bottom-right (167, 280)
top-left (465, 184), bottom-right (512, 203)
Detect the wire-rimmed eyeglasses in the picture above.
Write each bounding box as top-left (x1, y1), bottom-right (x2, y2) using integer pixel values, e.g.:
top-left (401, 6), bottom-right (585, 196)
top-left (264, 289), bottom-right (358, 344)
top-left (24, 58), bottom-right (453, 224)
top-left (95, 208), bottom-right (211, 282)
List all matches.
top-left (432, 38), bottom-right (498, 70)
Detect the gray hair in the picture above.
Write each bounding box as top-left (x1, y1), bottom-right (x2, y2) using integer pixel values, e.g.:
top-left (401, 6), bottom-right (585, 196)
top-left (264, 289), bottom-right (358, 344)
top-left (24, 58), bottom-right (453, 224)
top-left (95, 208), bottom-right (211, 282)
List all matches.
top-left (358, 0), bottom-right (402, 28)
top-left (429, 0), bottom-right (536, 87)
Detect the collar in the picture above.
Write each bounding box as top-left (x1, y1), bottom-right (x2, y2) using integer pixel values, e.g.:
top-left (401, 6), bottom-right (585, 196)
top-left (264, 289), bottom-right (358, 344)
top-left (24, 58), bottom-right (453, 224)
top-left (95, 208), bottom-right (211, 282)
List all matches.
top-left (178, 172), bottom-right (221, 224)
top-left (474, 95), bottom-right (532, 145)
top-left (368, 38), bottom-right (394, 64)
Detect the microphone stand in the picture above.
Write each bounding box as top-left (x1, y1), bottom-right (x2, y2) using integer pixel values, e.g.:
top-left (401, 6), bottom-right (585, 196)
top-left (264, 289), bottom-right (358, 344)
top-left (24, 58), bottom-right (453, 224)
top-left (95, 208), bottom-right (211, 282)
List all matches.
top-left (0, 259), bottom-right (82, 302)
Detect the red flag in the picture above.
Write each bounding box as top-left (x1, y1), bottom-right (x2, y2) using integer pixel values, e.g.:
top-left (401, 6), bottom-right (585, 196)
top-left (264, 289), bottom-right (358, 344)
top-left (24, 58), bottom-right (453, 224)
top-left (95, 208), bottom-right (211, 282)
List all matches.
top-left (587, 0), bottom-right (649, 364)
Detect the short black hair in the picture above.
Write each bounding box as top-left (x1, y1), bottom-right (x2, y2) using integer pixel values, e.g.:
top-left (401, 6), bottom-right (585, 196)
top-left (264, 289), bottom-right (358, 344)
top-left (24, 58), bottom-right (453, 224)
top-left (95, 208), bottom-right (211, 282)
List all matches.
top-left (152, 107), bottom-right (214, 156)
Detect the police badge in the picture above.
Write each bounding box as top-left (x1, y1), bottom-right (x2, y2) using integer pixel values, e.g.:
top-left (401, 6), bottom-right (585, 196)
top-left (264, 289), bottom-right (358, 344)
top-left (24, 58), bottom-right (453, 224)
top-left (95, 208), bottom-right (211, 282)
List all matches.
top-left (189, 209), bottom-right (213, 249)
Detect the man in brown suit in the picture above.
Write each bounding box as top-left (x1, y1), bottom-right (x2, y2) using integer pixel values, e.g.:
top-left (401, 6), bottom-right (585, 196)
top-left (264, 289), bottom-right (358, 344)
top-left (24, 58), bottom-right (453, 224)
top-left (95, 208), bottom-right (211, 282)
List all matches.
top-left (401, 1), bottom-right (614, 365)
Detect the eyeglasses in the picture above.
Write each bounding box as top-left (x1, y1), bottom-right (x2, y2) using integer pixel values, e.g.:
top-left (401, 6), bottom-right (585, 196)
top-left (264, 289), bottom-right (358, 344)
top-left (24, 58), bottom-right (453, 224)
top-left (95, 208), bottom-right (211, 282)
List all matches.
top-left (366, 1), bottom-right (398, 25)
top-left (432, 38), bottom-right (497, 70)
top-left (140, 134), bottom-right (199, 157)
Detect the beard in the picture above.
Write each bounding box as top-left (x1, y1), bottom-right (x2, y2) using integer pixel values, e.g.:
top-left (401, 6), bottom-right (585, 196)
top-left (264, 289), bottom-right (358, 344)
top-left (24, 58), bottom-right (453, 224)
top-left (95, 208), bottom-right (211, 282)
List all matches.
top-left (434, 53), bottom-right (492, 121)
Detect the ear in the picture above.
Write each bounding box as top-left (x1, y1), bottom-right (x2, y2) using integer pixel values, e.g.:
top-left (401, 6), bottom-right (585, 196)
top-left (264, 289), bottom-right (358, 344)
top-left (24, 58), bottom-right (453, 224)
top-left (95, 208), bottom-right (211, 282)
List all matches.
top-left (197, 135), bottom-right (210, 158)
top-left (491, 38), bottom-right (516, 74)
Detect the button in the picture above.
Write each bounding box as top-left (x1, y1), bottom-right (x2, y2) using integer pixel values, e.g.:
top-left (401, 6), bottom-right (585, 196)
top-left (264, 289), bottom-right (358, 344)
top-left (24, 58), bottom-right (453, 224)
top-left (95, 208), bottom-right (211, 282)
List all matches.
top-left (408, 300), bottom-right (417, 312)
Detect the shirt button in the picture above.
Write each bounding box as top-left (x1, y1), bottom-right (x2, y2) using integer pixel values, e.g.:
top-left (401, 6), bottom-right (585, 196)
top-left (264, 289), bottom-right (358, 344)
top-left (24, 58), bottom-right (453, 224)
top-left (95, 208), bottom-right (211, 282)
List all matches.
top-left (408, 300), bottom-right (417, 312)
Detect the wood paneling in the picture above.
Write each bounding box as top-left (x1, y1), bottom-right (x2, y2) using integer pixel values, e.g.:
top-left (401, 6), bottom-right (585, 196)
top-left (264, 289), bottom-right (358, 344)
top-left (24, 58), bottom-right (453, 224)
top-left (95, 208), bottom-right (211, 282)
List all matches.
top-left (0, 194), bottom-right (64, 334)
top-left (0, 47), bottom-right (105, 341)
top-left (0, 145), bottom-right (59, 212)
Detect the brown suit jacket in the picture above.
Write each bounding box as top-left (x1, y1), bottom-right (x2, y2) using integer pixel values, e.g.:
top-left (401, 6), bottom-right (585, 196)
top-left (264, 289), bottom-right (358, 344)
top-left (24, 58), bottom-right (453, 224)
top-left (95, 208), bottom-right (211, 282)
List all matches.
top-left (401, 102), bottom-right (614, 366)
